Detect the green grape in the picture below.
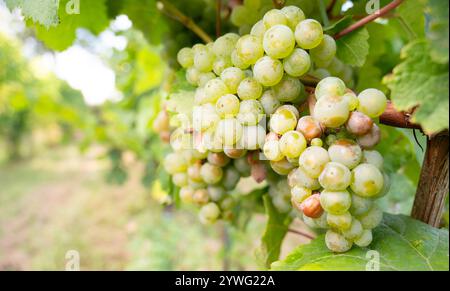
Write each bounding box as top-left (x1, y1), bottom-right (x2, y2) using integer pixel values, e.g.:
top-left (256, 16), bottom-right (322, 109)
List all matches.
top-left (326, 58), bottom-right (345, 76)
top-left (357, 205), bottom-right (383, 229)
top-left (164, 152), bottom-right (188, 174)
top-left (279, 104), bottom-right (300, 119)
top-left (207, 185), bottom-right (225, 201)
top-left (315, 77), bottom-right (347, 99)
top-left (177, 47), bottom-right (194, 68)
top-left (319, 162), bottom-right (351, 191)
top-left (192, 104), bottom-right (220, 132)
top-left (357, 89), bottom-right (387, 118)
top-left (213, 57), bottom-right (232, 75)
top-left (342, 219), bottom-right (364, 241)
top-left (310, 68), bottom-right (331, 80)
top-left (193, 188), bottom-right (210, 205)
top-left (283, 48), bottom-right (311, 77)
top-left (192, 43), bottom-right (207, 53)
top-left (313, 95), bottom-right (350, 128)
top-left (194, 88), bottom-right (207, 105)
top-left (351, 163), bottom-right (384, 197)
top-left (357, 124), bottom-right (381, 149)
top-left (223, 148), bottom-right (247, 159)
top-left (270, 158), bottom-right (296, 175)
top-left (362, 150), bottom-right (384, 170)
top-left (343, 91), bottom-right (359, 111)
top-left (186, 67), bottom-right (201, 85)
top-left (263, 24), bottom-right (295, 59)
top-left (303, 212), bottom-right (328, 229)
top-left (320, 190), bottom-right (351, 215)
top-left (350, 193), bottom-right (373, 216)
top-left (203, 78), bottom-right (230, 103)
top-left (237, 99), bottom-right (264, 126)
top-left (172, 172), bottom-right (188, 187)
top-left (222, 166), bottom-right (241, 190)
top-left (287, 156), bottom-right (299, 166)
top-left (310, 34), bottom-right (336, 63)
top-left (180, 187), bottom-right (195, 203)
top-left (328, 139), bottom-right (362, 169)
top-left (200, 162), bottom-right (223, 184)
top-left (281, 5), bottom-right (305, 30)
top-left (239, 125), bottom-right (266, 150)
top-left (253, 56), bottom-right (284, 87)
top-left (346, 111), bottom-right (373, 136)
top-left (199, 202), bottom-right (221, 224)
top-left (260, 90), bottom-right (281, 115)
top-left (263, 139), bottom-right (284, 161)
top-left (295, 19), bottom-right (324, 49)
top-left (213, 34), bottom-right (238, 57)
top-left (269, 106), bottom-right (298, 135)
top-left (236, 35), bottom-right (264, 65)
top-left (299, 146), bottom-right (330, 178)
top-left (244, 0), bottom-right (262, 10)
top-left (207, 152), bottom-right (230, 167)
top-left (354, 229), bottom-right (373, 247)
top-left (279, 130), bottom-right (307, 159)
top-left (263, 9), bottom-right (288, 29)
top-left (170, 128), bottom-right (193, 151)
top-left (220, 196), bottom-right (235, 210)
top-left (216, 94), bottom-right (240, 118)
top-left (272, 75), bottom-right (304, 102)
top-left (231, 49), bottom-right (250, 70)
top-left (234, 156), bottom-right (251, 177)
top-left (311, 138), bottom-right (323, 147)
top-left (198, 72), bottom-right (216, 88)
top-left (200, 129), bottom-right (222, 153)
top-left (325, 230), bottom-right (353, 253)
top-left (216, 118), bottom-right (243, 146)
top-left (188, 163), bottom-right (203, 183)
top-left (194, 47), bottom-right (215, 72)
top-left (191, 149), bottom-right (209, 160)
top-left (237, 77), bottom-right (263, 100)
top-left (250, 20), bottom-right (266, 38)
top-left (296, 116), bottom-right (322, 141)
top-left (372, 172), bottom-right (390, 199)
top-left (288, 167), bottom-right (321, 190)
top-left (230, 5), bottom-right (251, 27)
top-left (327, 212), bottom-right (353, 231)
top-left (291, 186), bottom-right (312, 203)
top-left (221, 67), bottom-right (246, 94)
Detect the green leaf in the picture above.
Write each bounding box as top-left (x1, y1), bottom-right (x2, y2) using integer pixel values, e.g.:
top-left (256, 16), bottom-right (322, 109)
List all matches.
top-left (384, 40), bottom-right (449, 135)
top-left (336, 27), bottom-right (369, 67)
top-left (165, 90), bottom-right (195, 116)
top-left (396, 0), bottom-right (426, 39)
top-left (255, 195), bottom-right (293, 269)
top-left (30, 0), bottom-right (109, 51)
top-left (324, 15), bottom-right (352, 35)
top-left (271, 214), bottom-right (449, 271)
top-left (5, 0), bottom-right (59, 28)
top-left (426, 0), bottom-right (449, 63)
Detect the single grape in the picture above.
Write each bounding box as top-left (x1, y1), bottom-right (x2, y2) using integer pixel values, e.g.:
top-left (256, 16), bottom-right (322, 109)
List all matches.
top-left (199, 202), bottom-right (221, 224)
top-left (315, 77), bottom-right (346, 99)
top-left (350, 193), bottom-right (373, 216)
top-left (237, 77), bottom-right (263, 100)
top-left (288, 167), bottom-right (321, 190)
top-left (281, 5), bottom-right (305, 30)
top-left (237, 99), bottom-right (264, 125)
top-left (357, 205), bottom-right (383, 229)
top-left (299, 146), bottom-right (330, 178)
top-left (283, 48), bottom-right (311, 77)
top-left (327, 212), bottom-right (352, 231)
top-left (221, 67), bottom-right (246, 94)
top-left (192, 104), bottom-right (220, 132)
top-left (270, 158), bottom-right (296, 175)
top-left (180, 187), bottom-right (195, 203)
top-left (263, 9), bottom-right (288, 29)
top-left (362, 150), bottom-right (384, 170)
top-left (213, 57), bottom-right (232, 75)
top-left (342, 219), bottom-right (364, 241)
top-left (231, 49), bottom-right (250, 70)
top-left (187, 163), bottom-right (203, 182)
top-left (177, 47), bottom-right (194, 68)
top-left (278, 104), bottom-right (300, 119)
top-left (346, 111), bottom-right (373, 136)
top-left (253, 56), bottom-right (284, 87)
top-left (230, 5), bottom-right (252, 26)
top-left (343, 91), bottom-right (359, 111)
top-left (239, 125), bottom-right (266, 150)
top-left (194, 88), bottom-right (207, 105)
top-left (198, 72), bottom-right (217, 88)
top-left (250, 20), bottom-right (266, 38)
top-left (291, 186), bottom-right (312, 204)
top-left (222, 166), bottom-right (241, 190)
top-left (325, 230), bottom-right (353, 253)
top-left (272, 75), bottom-right (304, 102)
top-left (319, 162), bottom-right (351, 191)
top-left (313, 95), bottom-right (350, 128)
top-left (295, 19), bottom-right (323, 49)
top-left (354, 229), bottom-right (373, 247)
top-left (172, 172), bottom-right (188, 187)
top-left (260, 90), bottom-right (281, 115)
top-left (357, 89), bottom-right (387, 118)
top-left (203, 78), bottom-right (230, 103)
top-left (152, 110), bottom-right (170, 133)
top-left (372, 172), bottom-right (390, 199)
top-left (310, 34), bottom-right (336, 63)
top-left (164, 152), bottom-right (188, 174)
top-left (263, 139), bottom-right (284, 161)
top-left (269, 106), bottom-right (298, 135)
top-left (263, 24), bottom-right (295, 59)
top-left (300, 193), bottom-right (323, 218)
top-left (287, 156), bottom-right (299, 166)
top-left (279, 130), bottom-right (307, 158)
top-left (351, 163), bottom-right (384, 197)
top-left (207, 185), bottom-right (225, 201)
top-left (328, 139), bottom-right (362, 169)
top-left (223, 148), bottom-right (247, 159)
top-left (320, 189), bottom-right (351, 215)
top-left (193, 188), bottom-right (210, 205)
top-left (234, 156), bottom-right (251, 177)
top-left (357, 124), bottom-right (381, 149)
top-left (236, 35), bottom-right (264, 65)
top-left (207, 152), bottom-right (230, 167)
top-left (216, 118), bottom-right (243, 146)
top-left (216, 94), bottom-right (240, 118)
top-left (194, 47), bottom-right (215, 72)
top-left (311, 138), bottom-right (323, 147)
top-left (296, 116), bottom-right (323, 141)
top-left (310, 68), bottom-right (331, 80)
top-left (200, 162), bottom-right (223, 185)
top-left (186, 67), bottom-right (201, 85)
top-left (213, 34), bottom-right (238, 58)
top-left (220, 196), bottom-right (235, 211)
top-left (326, 58), bottom-right (345, 76)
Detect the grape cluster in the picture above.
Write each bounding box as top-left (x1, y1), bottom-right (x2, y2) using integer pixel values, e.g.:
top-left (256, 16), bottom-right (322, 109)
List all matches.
top-left (160, 5), bottom-right (389, 252)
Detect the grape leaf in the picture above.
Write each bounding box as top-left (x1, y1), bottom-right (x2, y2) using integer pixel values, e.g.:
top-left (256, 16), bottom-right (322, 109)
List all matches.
top-left (271, 214), bottom-right (449, 271)
top-left (395, 0), bottom-right (426, 39)
top-left (5, 0), bottom-right (59, 28)
top-left (384, 40), bottom-right (449, 135)
top-left (336, 27), bottom-right (369, 67)
top-left (426, 0), bottom-right (449, 64)
top-left (30, 0), bottom-right (109, 51)
top-left (255, 195), bottom-right (293, 269)
top-left (324, 15), bottom-right (352, 35)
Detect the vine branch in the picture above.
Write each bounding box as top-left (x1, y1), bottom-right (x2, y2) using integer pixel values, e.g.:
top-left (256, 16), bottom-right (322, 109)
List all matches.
top-left (216, 0), bottom-right (222, 37)
top-left (157, 0), bottom-right (213, 43)
top-left (334, 0), bottom-right (404, 40)
top-left (288, 228), bottom-right (316, 240)
top-left (272, 0), bottom-right (285, 9)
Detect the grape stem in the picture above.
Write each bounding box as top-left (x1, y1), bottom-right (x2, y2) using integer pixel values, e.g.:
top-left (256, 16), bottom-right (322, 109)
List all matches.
top-left (326, 0), bottom-right (338, 16)
top-left (288, 228), bottom-right (316, 240)
top-left (272, 0), bottom-right (285, 9)
top-left (216, 0), bottom-right (222, 37)
top-left (334, 0), bottom-right (404, 40)
top-left (158, 0), bottom-right (213, 43)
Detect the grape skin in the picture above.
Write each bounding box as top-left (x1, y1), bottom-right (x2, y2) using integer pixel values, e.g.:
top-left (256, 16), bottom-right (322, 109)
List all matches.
top-left (200, 163), bottom-right (223, 185)
top-left (288, 167), bottom-right (321, 190)
top-left (216, 94), bottom-right (240, 118)
top-left (351, 163), bottom-right (384, 198)
top-left (263, 24), bottom-right (296, 59)
top-left (283, 48), bottom-right (311, 77)
top-left (310, 34), bottom-right (336, 63)
top-left (357, 89), bottom-right (387, 118)
top-left (327, 139), bottom-right (362, 169)
top-left (221, 67), bottom-right (246, 94)
top-left (237, 99), bottom-right (264, 126)
top-left (253, 56), bottom-right (284, 87)
top-left (354, 229), bottom-right (373, 247)
top-left (326, 212), bottom-right (352, 231)
top-left (216, 118), bottom-right (243, 146)
top-left (237, 77), bottom-right (263, 100)
top-left (260, 90), bottom-right (281, 115)
top-left (295, 19), bottom-right (323, 50)
top-left (342, 219), bottom-right (364, 241)
top-left (263, 139), bottom-right (284, 161)
top-left (269, 106), bottom-right (298, 135)
top-left (272, 75), bottom-right (304, 102)
top-left (281, 6), bottom-right (305, 30)
top-left (236, 35), bottom-right (264, 65)
top-left (177, 47), bottom-right (194, 68)
top-left (357, 205), bottom-right (383, 229)
top-left (239, 125), bottom-right (266, 150)
top-left (263, 9), bottom-right (288, 29)
top-left (320, 190), bottom-right (351, 215)
top-left (325, 230), bottom-right (353, 253)
top-left (319, 162), bottom-right (352, 191)
top-left (315, 77), bottom-right (346, 100)
top-left (296, 116), bottom-right (322, 141)
top-left (313, 95), bottom-right (350, 128)
top-left (279, 130), bottom-right (307, 159)
top-left (199, 202), bottom-right (221, 224)
top-left (362, 150), bottom-right (384, 170)
top-left (270, 158), bottom-right (296, 175)
top-left (299, 146), bottom-right (330, 178)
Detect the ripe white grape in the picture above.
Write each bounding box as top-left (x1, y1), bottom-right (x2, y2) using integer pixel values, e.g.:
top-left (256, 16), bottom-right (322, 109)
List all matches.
top-left (236, 35), bottom-right (264, 65)
top-left (237, 77), bottom-right (263, 100)
top-left (269, 106), bottom-right (298, 135)
top-left (198, 72), bottom-right (216, 88)
top-left (221, 67), bottom-right (246, 94)
top-left (357, 123), bottom-right (381, 149)
top-left (177, 47), bottom-right (194, 68)
top-left (263, 9), bottom-right (288, 29)
top-left (215, 118), bottom-right (243, 146)
top-left (288, 167), bottom-right (321, 190)
top-left (164, 152), bottom-right (188, 174)
top-left (172, 172), bottom-right (188, 187)
top-left (203, 78), bottom-right (230, 103)
top-left (281, 6), bottom-right (305, 30)
top-left (291, 186), bottom-right (312, 204)
top-left (342, 219), bottom-right (364, 241)
top-left (299, 146), bottom-right (330, 178)
top-left (315, 77), bottom-right (347, 99)
top-left (192, 104), bottom-right (220, 132)
top-left (319, 162), bottom-right (352, 191)
top-left (328, 139), bottom-right (362, 169)
top-left (278, 104), bottom-right (300, 119)
top-left (250, 20), bottom-right (266, 38)
top-left (313, 95), bottom-right (350, 128)
top-left (310, 68), bottom-right (331, 80)
top-left (350, 192), bottom-right (373, 216)
top-left (200, 162), bottom-right (223, 184)
top-left (326, 212), bottom-right (352, 231)
top-left (362, 150), bottom-right (384, 170)
top-left (260, 90), bottom-right (281, 115)
top-left (354, 229), bottom-right (373, 247)
top-left (186, 67), bottom-right (201, 85)
top-left (320, 190), bottom-right (351, 215)
top-left (213, 34), bottom-right (239, 58)
top-left (239, 125), bottom-right (266, 150)
top-left (351, 163), bottom-right (384, 197)
top-left (213, 57), bottom-right (232, 75)
top-left (283, 48), bottom-right (311, 77)
top-left (199, 202), bottom-right (221, 224)
top-left (237, 99), bottom-right (264, 125)
top-left (296, 116), bottom-right (322, 141)
top-left (279, 130), bottom-right (307, 159)
top-left (216, 94), bottom-right (240, 118)
top-left (311, 138), bottom-right (323, 147)
top-left (357, 89), bottom-right (387, 118)
top-left (263, 24), bottom-right (295, 59)
top-left (310, 34), bottom-right (336, 63)
top-left (194, 47), bottom-right (215, 72)
top-left (272, 75), bottom-right (304, 102)
top-left (207, 185), bottom-right (225, 201)
top-left (263, 139), bottom-right (284, 161)
top-left (357, 205), bottom-right (383, 229)
top-left (325, 230), bottom-right (353, 253)
top-left (343, 91), bottom-right (359, 111)
top-left (187, 163), bottom-right (203, 182)
top-left (295, 19), bottom-right (323, 49)
top-left (346, 111), bottom-right (373, 136)
top-left (253, 56), bottom-right (284, 87)
top-left (231, 49), bottom-right (250, 69)
top-left (193, 188), bottom-right (210, 205)
top-left (180, 187), bottom-right (195, 203)
top-left (270, 158), bottom-right (296, 175)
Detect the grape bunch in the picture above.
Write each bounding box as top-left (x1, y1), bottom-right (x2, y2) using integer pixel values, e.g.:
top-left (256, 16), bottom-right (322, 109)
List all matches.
top-left (158, 5), bottom-right (390, 253)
